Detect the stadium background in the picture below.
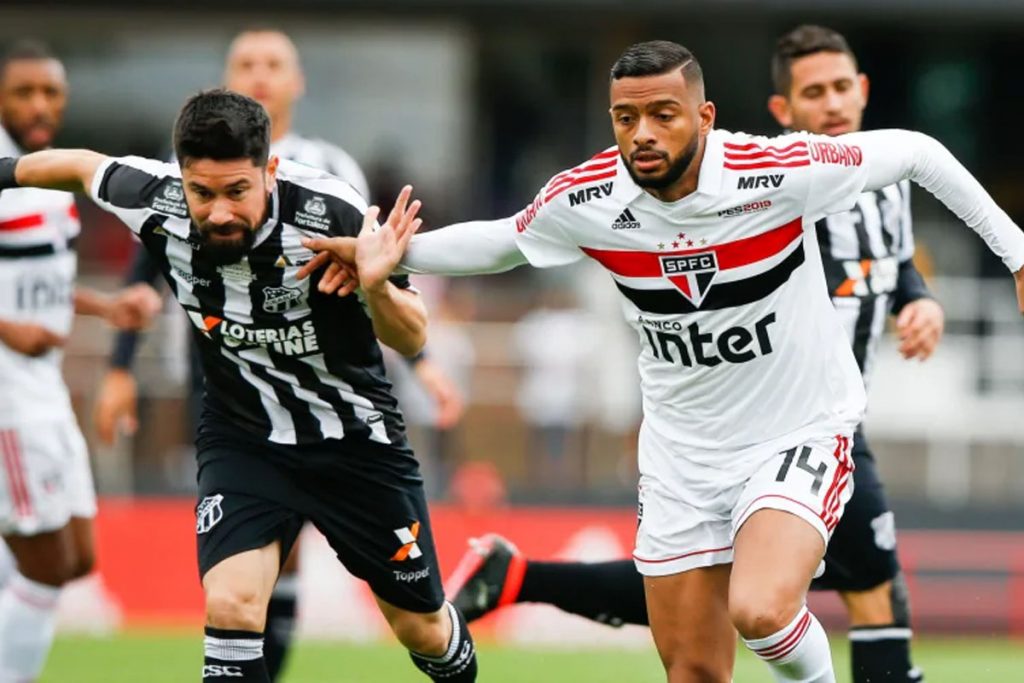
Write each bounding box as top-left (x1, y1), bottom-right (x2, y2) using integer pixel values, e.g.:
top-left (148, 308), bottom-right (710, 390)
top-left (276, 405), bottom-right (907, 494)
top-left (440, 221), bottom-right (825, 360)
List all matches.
top-left (2, 0), bottom-right (1023, 680)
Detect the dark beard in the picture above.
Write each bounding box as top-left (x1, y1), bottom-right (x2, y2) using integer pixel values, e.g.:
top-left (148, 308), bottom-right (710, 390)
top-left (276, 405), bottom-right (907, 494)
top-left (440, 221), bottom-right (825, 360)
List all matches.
top-left (198, 228), bottom-right (256, 266)
top-left (623, 134), bottom-right (701, 191)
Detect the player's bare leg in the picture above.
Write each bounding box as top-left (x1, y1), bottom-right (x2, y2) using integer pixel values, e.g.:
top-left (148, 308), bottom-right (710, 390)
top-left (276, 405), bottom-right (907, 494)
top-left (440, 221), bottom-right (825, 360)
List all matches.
top-left (0, 523), bottom-right (83, 681)
top-left (264, 540), bottom-right (300, 681)
top-left (644, 564), bottom-right (734, 683)
top-left (201, 543), bottom-right (281, 682)
top-left (730, 509), bottom-right (834, 682)
top-left (375, 594), bottom-right (477, 681)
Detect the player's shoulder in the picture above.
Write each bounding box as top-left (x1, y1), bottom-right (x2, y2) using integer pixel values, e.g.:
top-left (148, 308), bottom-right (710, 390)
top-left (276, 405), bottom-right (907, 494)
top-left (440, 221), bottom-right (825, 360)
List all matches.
top-left (276, 160), bottom-right (365, 236)
top-left (96, 155), bottom-right (187, 216)
top-left (515, 147), bottom-right (621, 232)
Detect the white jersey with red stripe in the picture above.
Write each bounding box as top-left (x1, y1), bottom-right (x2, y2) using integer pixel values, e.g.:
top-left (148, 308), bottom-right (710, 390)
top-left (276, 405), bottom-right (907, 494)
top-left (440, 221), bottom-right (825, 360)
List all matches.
top-left (513, 129), bottom-right (871, 458)
top-left (0, 125), bottom-right (81, 426)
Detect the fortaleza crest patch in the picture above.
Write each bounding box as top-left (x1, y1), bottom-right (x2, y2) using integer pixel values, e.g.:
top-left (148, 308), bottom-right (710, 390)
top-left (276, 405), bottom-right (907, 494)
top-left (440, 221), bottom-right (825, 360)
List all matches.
top-left (262, 285), bottom-right (304, 313)
top-left (659, 251), bottom-right (720, 307)
top-left (196, 494), bottom-right (224, 534)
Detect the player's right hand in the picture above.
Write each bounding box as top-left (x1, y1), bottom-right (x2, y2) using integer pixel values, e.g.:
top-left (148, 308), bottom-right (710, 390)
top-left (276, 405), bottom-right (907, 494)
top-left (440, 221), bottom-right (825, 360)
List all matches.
top-left (93, 368), bottom-right (139, 445)
top-left (0, 320), bottom-right (66, 357)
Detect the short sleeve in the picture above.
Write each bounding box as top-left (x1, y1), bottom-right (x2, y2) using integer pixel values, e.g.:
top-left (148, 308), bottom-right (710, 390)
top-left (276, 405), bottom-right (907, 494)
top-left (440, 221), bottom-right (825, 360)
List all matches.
top-left (323, 145), bottom-right (371, 201)
top-left (512, 185), bottom-right (584, 269)
top-left (803, 133), bottom-right (872, 222)
top-left (90, 155), bottom-right (185, 234)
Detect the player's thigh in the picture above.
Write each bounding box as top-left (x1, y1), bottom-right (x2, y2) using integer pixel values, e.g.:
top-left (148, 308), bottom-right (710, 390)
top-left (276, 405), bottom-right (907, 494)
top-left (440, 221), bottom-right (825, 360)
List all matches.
top-left (202, 543), bottom-right (283, 631)
top-left (729, 432), bottom-right (854, 626)
top-left (303, 439), bottom-right (445, 616)
top-left (812, 441), bottom-right (900, 594)
top-left (644, 565), bottom-right (735, 682)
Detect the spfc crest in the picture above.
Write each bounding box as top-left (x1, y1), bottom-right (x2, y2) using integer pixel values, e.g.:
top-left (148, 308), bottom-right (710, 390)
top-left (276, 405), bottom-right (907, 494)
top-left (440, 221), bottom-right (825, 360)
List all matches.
top-left (660, 251), bottom-right (719, 307)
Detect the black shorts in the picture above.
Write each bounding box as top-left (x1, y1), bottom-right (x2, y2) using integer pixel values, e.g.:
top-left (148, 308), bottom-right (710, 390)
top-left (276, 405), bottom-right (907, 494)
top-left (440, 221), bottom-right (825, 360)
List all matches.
top-left (193, 419), bottom-right (445, 613)
top-left (811, 429), bottom-right (901, 592)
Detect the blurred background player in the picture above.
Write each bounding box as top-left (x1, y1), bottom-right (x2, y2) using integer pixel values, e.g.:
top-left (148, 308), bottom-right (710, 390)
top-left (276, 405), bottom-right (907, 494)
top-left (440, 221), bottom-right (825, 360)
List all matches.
top-left (0, 39), bottom-right (160, 682)
top-left (91, 28), bottom-right (464, 681)
top-left (445, 26), bottom-right (945, 683)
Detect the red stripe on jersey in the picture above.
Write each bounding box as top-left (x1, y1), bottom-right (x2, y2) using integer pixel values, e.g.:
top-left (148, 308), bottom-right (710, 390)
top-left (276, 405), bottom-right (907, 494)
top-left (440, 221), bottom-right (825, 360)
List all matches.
top-left (580, 217), bottom-right (802, 277)
top-left (548, 149), bottom-right (618, 186)
top-left (724, 160), bottom-right (811, 171)
top-left (0, 214), bottom-right (45, 232)
top-left (544, 169), bottom-right (618, 203)
top-left (723, 141), bottom-right (807, 154)
top-left (724, 148), bottom-right (809, 162)
top-left (546, 158), bottom-right (618, 193)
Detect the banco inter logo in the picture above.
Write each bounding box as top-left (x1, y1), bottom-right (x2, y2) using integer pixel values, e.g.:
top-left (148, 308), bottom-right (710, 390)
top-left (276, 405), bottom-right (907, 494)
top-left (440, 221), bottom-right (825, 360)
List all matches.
top-left (640, 312), bottom-right (778, 368)
top-left (611, 208), bottom-right (641, 230)
top-left (737, 174), bottom-right (784, 190)
top-left (660, 252), bottom-right (719, 307)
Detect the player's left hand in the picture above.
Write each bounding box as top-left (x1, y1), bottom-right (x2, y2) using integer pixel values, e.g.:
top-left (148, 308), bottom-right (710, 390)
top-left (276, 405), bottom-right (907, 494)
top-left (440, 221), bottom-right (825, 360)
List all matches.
top-left (355, 185), bottom-right (422, 294)
top-left (895, 297), bottom-right (944, 361)
top-left (105, 284), bottom-right (163, 331)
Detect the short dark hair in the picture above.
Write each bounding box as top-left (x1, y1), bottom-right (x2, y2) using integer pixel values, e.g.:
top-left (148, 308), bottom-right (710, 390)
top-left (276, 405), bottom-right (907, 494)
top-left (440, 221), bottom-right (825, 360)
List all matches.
top-left (610, 40), bottom-right (704, 92)
top-left (173, 88), bottom-right (270, 167)
top-left (772, 25), bottom-right (857, 96)
top-left (0, 39), bottom-right (59, 79)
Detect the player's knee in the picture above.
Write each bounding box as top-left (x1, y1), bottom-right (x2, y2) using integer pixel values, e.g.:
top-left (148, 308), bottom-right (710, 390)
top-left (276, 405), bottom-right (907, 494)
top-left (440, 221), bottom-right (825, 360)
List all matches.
top-left (388, 608), bottom-right (448, 656)
top-left (205, 585), bottom-right (267, 632)
top-left (729, 595), bottom-right (798, 640)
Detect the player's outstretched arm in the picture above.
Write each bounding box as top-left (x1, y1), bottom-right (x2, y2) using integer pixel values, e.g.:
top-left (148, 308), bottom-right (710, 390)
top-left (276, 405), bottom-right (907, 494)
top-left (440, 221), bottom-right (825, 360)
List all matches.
top-left (0, 149), bottom-right (108, 195)
top-left (400, 217), bottom-right (529, 276)
top-left (74, 284), bottom-right (163, 331)
top-left (836, 130), bottom-right (1024, 312)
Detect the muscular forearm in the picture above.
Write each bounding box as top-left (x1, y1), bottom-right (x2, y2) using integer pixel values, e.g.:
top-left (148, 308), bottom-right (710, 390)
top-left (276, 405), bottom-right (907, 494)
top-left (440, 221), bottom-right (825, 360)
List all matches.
top-left (851, 130), bottom-right (1024, 274)
top-left (400, 218), bottom-right (528, 275)
top-left (3, 149), bottom-right (107, 194)
top-left (364, 284), bottom-right (427, 356)
top-left (73, 288), bottom-right (113, 318)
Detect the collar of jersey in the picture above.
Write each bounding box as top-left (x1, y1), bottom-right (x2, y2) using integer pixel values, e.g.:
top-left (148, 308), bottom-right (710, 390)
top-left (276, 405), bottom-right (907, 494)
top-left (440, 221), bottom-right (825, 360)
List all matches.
top-left (250, 186), bottom-right (281, 249)
top-left (613, 128), bottom-right (725, 208)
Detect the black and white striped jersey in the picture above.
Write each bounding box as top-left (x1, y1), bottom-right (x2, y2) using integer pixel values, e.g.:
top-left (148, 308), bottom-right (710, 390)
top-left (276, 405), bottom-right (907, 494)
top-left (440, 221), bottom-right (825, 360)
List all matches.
top-left (816, 181), bottom-right (913, 383)
top-left (272, 133), bottom-right (369, 200)
top-left (90, 155), bottom-right (409, 446)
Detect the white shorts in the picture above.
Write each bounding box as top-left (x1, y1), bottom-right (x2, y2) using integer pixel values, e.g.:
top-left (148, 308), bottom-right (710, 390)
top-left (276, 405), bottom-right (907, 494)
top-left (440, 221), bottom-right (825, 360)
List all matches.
top-left (0, 419), bottom-right (97, 536)
top-left (633, 424), bottom-right (854, 577)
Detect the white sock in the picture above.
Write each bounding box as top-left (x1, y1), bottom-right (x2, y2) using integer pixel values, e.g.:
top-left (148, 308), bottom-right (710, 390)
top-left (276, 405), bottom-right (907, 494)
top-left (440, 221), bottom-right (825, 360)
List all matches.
top-left (0, 572), bottom-right (61, 682)
top-left (744, 605), bottom-right (835, 683)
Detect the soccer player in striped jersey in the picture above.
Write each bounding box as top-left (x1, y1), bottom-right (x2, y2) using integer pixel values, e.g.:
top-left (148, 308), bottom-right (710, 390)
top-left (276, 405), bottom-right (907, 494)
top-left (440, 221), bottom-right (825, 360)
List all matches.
top-left (0, 40), bottom-right (162, 682)
top-left (303, 41), bottom-right (1024, 683)
top-left (92, 29), bottom-right (464, 681)
top-left (444, 26), bottom-right (937, 683)
top-left (0, 89), bottom-right (478, 683)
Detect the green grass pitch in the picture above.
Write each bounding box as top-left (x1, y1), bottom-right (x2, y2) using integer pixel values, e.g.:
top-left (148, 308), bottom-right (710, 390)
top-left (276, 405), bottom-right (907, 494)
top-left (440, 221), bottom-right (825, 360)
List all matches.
top-left (42, 632), bottom-right (1022, 682)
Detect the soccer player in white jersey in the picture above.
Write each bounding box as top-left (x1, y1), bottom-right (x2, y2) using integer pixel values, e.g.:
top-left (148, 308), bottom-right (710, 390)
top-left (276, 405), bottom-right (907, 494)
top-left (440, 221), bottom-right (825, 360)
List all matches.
top-left (302, 40), bottom-right (1024, 683)
top-left (93, 30), bottom-right (463, 681)
top-left (0, 40), bottom-right (160, 682)
top-left (444, 25), bottom-right (939, 683)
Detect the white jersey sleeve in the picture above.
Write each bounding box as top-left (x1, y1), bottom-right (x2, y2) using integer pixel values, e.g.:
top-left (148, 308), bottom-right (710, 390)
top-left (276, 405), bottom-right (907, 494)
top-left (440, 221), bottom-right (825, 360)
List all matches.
top-left (806, 129), bottom-right (1024, 273)
top-left (511, 169), bottom-right (594, 268)
top-left (89, 155), bottom-right (184, 234)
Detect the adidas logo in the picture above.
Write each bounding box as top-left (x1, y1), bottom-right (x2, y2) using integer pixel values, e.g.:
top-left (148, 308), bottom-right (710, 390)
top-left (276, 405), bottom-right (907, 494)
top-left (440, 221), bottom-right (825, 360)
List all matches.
top-left (611, 208), bottom-right (641, 230)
